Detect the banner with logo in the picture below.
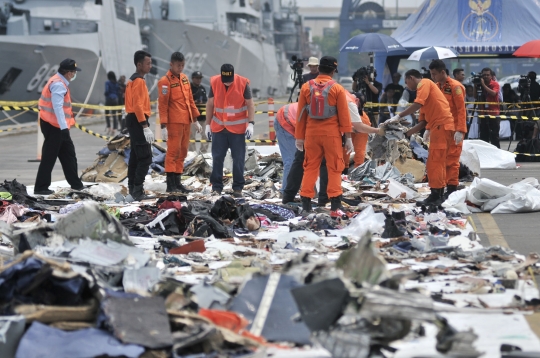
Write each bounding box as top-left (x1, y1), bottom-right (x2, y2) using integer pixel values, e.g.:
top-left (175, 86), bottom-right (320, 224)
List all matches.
top-left (458, 0), bottom-right (502, 43)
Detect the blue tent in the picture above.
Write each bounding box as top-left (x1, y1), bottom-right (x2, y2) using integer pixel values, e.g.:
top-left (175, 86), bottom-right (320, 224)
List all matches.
top-left (392, 0), bottom-right (540, 55)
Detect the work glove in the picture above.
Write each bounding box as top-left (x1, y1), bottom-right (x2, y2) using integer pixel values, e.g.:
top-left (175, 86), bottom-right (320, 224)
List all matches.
top-left (344, 138), bottom-right (354, 154)
top-left (161, 126), bottom-right (168, 141)
top-left (454, 131), bottom-right (464, 145)
top-left (295, 139), bottom-right (304, 152)
top-left (386, 114), bottom-right (401, 125)
top-left (195, 121), bottom-right (203, 133)
top-left (205, 125), bottom-right (212, 141)
top-left (423, 130), bottom-right (430, 143)
top-left (245, 123), bottom-right (254, 139)
top-left (377, 124), bottom-right (386, 136)
top-left (143, 127), bottom-right (154, 144)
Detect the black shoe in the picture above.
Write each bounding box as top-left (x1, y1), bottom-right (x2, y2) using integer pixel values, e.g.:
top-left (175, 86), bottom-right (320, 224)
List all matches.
top-left (381, 216), bottom-right (406, 238)
top-left (301, 196), bottom-right (312, 213)
top-left (132, 184), bottom-right (153, 201)
top-left (34, 189), bottom-right (54, 195)
top-left (166, 173), bottom-right (177, 193)
top-left (330, 196), bottom-right (342, 211)
top-left (416, 188), bottom-right (444, 207)
top-left (282, 196), bottom-right (295, 204)
top-left (232, 190), bottom-right (243, 198)
top-left (444, 185), bottom-right (458, 200)
top-left (175, 174), bottom-right (192, 193)
top-left (71, 185), bottom-right (85, 191)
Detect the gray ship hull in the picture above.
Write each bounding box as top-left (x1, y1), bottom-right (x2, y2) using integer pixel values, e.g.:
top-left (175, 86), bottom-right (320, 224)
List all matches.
top-left (140, 19), bottom-right (288, 98)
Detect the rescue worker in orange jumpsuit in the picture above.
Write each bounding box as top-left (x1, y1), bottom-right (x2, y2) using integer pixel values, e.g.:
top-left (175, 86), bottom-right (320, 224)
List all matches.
top-left (394, 69), bottom-right (455, 206)
top-left (429, 60), bottom-right (467, 199)
top-left (158, 52), bottom-right (202, 193)
top-left (295, 56), bottom-right (353, 214)
top-left (205, 64), bottom-right (255, 197)
top-left (35, 58), bottom-right (84, 195)
top-left (125, 50), bottom-right (154, 201)
top-left (344, 92), bottom-right (374, 169)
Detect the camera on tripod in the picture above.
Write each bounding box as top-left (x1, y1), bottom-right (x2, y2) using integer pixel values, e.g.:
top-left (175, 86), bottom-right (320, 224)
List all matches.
top-left (352, 66), bottom-right (374, 84)
top-left (470, 72), bottom-right (482, 86)
top-left (290, 55), bottom-right (308, 71)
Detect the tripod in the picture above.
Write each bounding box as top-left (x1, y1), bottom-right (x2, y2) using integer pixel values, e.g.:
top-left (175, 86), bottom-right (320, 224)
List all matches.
top-left (466, 86), bottom-right (484, 139)
top-left (288, 66), bottom-right (304, 103)
top-left (508, 88), bottom-right (540, 153)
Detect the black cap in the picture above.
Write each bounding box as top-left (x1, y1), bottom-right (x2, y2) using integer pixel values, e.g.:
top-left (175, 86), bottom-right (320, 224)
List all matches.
top-left (192, 71), bottom-right (203, 78)
top-left (319, 56), bottom-right (338, 73)
top-left (221, 64), bottom-right (234, 83)
top-left (59, 58), bottom-right (81, 72)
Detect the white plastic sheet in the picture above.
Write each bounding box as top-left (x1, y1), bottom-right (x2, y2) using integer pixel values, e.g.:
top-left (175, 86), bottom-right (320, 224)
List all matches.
top-left (461, 140), bottom-right (515, 170)
top-left (443, 177), bottom-right (540, 214)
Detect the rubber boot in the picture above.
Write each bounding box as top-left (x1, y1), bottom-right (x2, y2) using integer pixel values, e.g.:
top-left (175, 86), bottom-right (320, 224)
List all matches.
top-left (166, 173), bottom-right (177, 193)
top-left (132, 184), bottom-right (153, 201)
top-left (444, 184), bottom-right (458, 200)
top-left (330, 196), bottom-right (346, 219)
top-left (416, 188), bottom-right (444, 207)
top-left (381, 216), bottom-right (406, 238)
top-left (175, 174), bottom-right (191, 193)
top-left (301, 197), bottom-right (312, 213)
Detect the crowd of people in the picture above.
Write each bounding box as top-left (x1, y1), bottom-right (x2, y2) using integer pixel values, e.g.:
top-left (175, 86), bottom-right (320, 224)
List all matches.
top-left (34, 52), bottom-right (539, 210)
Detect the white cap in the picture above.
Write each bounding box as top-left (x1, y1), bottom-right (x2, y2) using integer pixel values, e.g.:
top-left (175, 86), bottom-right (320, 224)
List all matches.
top-left (307, 57), bottom-right (319, 66)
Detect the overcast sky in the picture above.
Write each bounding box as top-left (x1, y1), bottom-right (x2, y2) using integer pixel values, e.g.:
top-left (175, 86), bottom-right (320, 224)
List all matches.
top-left (294, 0), bottom-right (426, 8)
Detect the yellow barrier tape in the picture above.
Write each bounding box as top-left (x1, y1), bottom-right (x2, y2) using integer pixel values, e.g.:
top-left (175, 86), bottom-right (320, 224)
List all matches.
top-left (514, 152), bottom-right (540, 157)
top-left (476, 114), bottom-right (540, 121)
top-left (0, 100), bottom-right (38, 107)
top-left (0, 126), bottom-right (27, 134)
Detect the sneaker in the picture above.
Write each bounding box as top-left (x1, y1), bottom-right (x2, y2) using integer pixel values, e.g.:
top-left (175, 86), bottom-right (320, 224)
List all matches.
top-left (34, 189), bottom-right (54, 195)
top-left (232, 190), bottom-right (243, 198)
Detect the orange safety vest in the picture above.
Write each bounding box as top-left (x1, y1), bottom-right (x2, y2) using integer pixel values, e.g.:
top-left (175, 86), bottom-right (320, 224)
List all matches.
top-left (38, 74), bottom-right (75, 129)
top-left (276, 102), bottom-right (298, 136)
top-left (210, 74), bottom-right (250, 134)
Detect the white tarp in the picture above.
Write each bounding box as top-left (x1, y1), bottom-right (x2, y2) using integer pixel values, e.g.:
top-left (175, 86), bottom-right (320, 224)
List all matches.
top-left (461, 140), bottom-right (516, 170)
top-left (444, 177), bottom-right (540, 214)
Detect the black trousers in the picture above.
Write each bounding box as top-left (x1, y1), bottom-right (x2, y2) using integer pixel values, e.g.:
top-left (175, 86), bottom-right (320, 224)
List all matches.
top-left (283, 149), bottom-right (328, 203)
top-left (105, 98), bottom-right (120, 130)
top-left (479, 117), bottom-right (501, 148)
top-left (210, 129), bottom-right (246, 192)
top-left (35, 120), bottom-right (83, 191)
top-left (126, 114), bottom-right (152, 187)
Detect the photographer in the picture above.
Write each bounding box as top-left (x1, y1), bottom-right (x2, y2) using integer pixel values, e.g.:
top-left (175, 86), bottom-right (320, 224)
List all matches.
top-left (352, 68), bottom-right (382, 126)
top-left (478, 67), bottom-right (501, 148)
top-left (302, 57), bottom-right (319, 83)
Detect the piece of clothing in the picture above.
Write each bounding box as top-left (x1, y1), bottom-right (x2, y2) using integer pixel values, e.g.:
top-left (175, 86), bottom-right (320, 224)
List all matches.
top-left (158, 70), bottom-right (200, 125)
top-left (437, 77), bottom-right (467, 133)
top-left (208, 82), bottom-right (252, 99)
top-left (125, 73), bottom-right (151, 123)
top-left (274, 118), bottom-right (297, 193)
top-left (480, 79), bottom-right (500, 115)
top-left (191, 83), bottom-right (207, 121)
top-left (415, 79), bottom-right (455, 131)
top-left (38, 73), bottom-right (73, 130)
top-left (105, 80), bottom-right (119, 101)
top-left (367, 80), bottom-right (382, 104)
top-left (210, 129), bottom-right (246, 192)
top-left (446, 141), bottom-right (462, 186)
top-left (276, 103), bottom-right (298, 136)
top-left (210, 74), bottom-right (251, 134)
top-left (351, 131), bottom-right (368, 168)
top-left (35, 120), bottom-right (83, 192)
top-left (126, 114), bottom-right (152, 187)
top-left (302, 72), bottom-right (319, 83)
top-left (480, 117), bottom-right (501, 148)
top-left (118, 82), bottom-right (126, 105)
top-left (105, 97), bottom-right (120, 130)
top-left (283, 149), bottom-right (328, 203)
top-left (295, 74), bottom-right (352, 139)
top-left (300, 135), bottom-right (344, 198)
top-left (386, 83), bottom-right (405, 103)
top-left (426, 125), bottom-right (453, 189)
top-left (165, 123), bottom-right (191, 173)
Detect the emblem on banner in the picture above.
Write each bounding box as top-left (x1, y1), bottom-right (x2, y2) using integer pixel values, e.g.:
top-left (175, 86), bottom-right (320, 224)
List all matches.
top-left (460, 0), bottom-right (500, 42)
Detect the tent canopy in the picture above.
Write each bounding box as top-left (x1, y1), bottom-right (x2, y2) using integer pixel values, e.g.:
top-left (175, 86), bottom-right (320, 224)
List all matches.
top-left (392, 0), bottom-right (540, 55)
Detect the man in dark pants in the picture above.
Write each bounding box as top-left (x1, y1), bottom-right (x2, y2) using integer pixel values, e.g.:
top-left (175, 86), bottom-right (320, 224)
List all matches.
top-left (205, 64), bottom-right (255, 197)
top-left (282, 151), bottom-right (329, 205)
top-left (190, 71), bottom-right (208, 152)
top-left (34, 59), bottom-right (84, 195)
top-left (125, 50), bottom-right (154, 201)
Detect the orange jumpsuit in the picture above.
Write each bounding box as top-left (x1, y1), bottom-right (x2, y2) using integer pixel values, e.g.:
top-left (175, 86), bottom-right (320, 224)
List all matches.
top-left (158, 70), bottom-right (200, 174)
top-left (437, 77), bottom-right (467, 186)
top-left (296, 75), bottom-right (352, 198)
top-left (342, 93), bottom-right (371, 168)
top-left (415, 79), bottom-right (455, 189)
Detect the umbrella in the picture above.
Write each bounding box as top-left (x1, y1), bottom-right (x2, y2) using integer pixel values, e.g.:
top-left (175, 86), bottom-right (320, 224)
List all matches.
top-left (340, 33), bottom-right (407, 54)
top-left (407, 46), bottom-right (459, 61)
top-left (513, 40), bottom-right (540, 57)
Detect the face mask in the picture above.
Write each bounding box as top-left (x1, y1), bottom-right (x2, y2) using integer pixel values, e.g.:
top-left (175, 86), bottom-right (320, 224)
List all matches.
top-left (70, 72), bottom-right (77, 82)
